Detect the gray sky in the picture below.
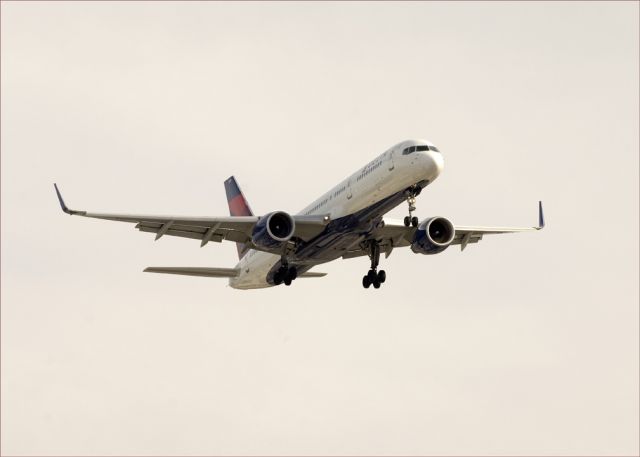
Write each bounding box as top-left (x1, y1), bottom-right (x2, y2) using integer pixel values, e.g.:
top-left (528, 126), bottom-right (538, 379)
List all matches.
top-left (1, 1), bottom-right (638, 455)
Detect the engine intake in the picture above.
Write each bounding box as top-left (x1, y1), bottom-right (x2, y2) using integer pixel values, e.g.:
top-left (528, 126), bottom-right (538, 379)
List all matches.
top-left (411, 216), bottom-right (455, 255)
top-left (252, 211), bottom-right (295, 252)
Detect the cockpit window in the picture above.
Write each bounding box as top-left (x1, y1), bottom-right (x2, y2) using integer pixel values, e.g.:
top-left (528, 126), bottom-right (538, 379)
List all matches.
top-left (402, 144), bottom-right (440, 154)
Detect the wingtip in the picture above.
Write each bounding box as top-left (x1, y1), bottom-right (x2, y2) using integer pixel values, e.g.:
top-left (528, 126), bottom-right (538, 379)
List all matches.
top-left (54, 183), bottom-right (71, 214)
top-left (538, 200), bottom-right (545, 229)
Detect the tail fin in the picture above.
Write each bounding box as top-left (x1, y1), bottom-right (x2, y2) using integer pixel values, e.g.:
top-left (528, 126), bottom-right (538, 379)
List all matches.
top-left (224, 176), bottom-right (253, 259)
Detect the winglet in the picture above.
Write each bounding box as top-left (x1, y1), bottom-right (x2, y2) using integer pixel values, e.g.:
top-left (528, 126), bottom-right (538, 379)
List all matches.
top-left (537, 201), bottom-right (545, 229)
top-left (53, 184), bottom-right (85, 216)
top-left (54, 183), bottom-right (72, 214)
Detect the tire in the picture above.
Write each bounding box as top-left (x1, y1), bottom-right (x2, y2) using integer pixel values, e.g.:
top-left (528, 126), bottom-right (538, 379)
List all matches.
top-left (362, 275), bottom-right (371, 288)
top-left (373, 280), bottom-right (381, 289)
top-left (284, 277), bottom-right (292, 286)
top-left (367, 270), bottom-right (377, 282)
top-left (288, 267), bottom-right (298, 280)
top-left (274, 272), bottom-right (283, 285)
top-left (404, 216), bottom-right (411, 227)
top-left (411, 216), bottom-right (419, 227)
top-left (377, 270), bottom-right (386, 283)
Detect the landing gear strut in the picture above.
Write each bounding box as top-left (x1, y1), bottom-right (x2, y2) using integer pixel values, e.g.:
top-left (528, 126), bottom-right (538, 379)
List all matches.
top-left (403, 186), bottom-right (421, 228)
top-left (273, 258), bottom-right (297, 286)
top-left (362, 241), bottom-right (386, 289)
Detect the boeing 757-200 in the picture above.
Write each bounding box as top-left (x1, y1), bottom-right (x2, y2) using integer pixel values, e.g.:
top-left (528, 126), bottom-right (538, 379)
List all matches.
top-left (54, 139), bottom-right (544, 289)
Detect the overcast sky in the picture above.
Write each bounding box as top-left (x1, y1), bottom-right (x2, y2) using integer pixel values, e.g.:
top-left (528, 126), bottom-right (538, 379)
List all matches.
top-left (1, 1), bottom-right (638, 455)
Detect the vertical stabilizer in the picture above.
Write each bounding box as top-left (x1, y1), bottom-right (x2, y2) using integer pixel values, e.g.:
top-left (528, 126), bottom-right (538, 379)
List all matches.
top-left (224, 176), bottom-right (253, 259)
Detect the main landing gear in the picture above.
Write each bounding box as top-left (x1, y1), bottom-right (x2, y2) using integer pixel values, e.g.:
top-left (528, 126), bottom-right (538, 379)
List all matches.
top-left (403, 186), bottom-right (422, 228)
top-left (362, 241), bottom-right (386, 289)
top-left (273, 259), bottom-right (297, 286)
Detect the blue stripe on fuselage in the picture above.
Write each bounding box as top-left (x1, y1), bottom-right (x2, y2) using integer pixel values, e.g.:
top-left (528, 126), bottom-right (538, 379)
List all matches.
top-left (265, 185), bottom-right (419, 284)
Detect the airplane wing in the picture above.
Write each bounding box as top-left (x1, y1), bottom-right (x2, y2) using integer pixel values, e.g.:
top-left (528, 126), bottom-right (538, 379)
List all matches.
top-left (54, 184), bottom-right (330, 249)
top-left (343, 201), bottom-right (544, 258)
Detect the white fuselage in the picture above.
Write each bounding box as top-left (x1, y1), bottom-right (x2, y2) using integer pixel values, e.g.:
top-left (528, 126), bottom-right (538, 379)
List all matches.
top-left (229, 139), bottom-right (444, 289)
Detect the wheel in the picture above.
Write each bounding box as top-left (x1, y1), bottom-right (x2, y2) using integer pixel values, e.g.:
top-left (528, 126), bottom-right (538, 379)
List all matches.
top-left (288, 267), bottom-right (298, 280)
top-left (284, 277), bottom-right (292, 286)
top-left (273, 272), bottom-right (283, 285)
top-left (362, 275), bottom-right (371, 288)
top-left (377, 270), bottom-right (386, 283)
top-left (367, 270), bottom-right (377, 282)
top-left (373, 280), bottom-right (381, 289)
top-left (411, 216), bottom-right (419, 227)
top-left (404, 216), bottom-right (411, 227)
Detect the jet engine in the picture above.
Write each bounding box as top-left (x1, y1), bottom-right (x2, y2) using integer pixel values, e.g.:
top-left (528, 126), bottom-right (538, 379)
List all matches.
top-left (410, 216), bottom-right (455, 255)
top-left (251, 211), bottom-right (295, 252)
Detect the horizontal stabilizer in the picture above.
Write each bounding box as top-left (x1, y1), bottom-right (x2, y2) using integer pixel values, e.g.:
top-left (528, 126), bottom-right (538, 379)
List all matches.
top-left (299, 271), bottom-right (327, 278)
top-left (143, 267), bottom-right (239, 278)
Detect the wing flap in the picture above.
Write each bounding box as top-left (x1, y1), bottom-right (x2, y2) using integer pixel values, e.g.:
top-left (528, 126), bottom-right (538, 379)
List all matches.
top-left (78, 211), bottom-right (258, 228)
top-left (135, 221), bottom-right (249, 243)
top-left (453, 225), bottom-right (539, 234)
top-left (137, 226), bottom-right (226, 243)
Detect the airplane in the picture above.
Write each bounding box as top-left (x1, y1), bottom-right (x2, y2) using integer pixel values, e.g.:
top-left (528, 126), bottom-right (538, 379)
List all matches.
top-left (54, 139), bottom-right (544, 290)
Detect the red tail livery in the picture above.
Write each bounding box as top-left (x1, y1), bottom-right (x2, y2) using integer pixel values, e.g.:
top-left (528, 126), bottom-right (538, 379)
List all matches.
top-left (224, 176), bottom-right (253, 258)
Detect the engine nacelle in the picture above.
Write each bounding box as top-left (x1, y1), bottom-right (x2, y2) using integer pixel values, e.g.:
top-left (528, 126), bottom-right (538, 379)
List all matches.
top-left (251, 211), bottom-right (295, 252)
top-left (410, 216), bottom-right (455, 255)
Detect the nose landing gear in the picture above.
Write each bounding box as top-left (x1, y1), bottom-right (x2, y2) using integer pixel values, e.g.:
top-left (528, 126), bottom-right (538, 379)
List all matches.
top-left (403, 186), bottom-right (421, 227)
top-left (362, 241), bottom-right (386, 289)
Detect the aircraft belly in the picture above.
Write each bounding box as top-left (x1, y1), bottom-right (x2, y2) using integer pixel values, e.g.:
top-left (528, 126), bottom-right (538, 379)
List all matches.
top-left (295, 232), bottom-right (364, 262)
top-left (293, 183), bottom-right (418, 263)
top-left (231, 252), bottom-right (278, 289)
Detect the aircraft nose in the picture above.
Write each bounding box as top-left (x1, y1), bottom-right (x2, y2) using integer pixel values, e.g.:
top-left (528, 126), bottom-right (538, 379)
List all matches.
top-left (430, 150), bottom-right (444, 175)
top-left (421, 149), bottom-right (444, 179)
